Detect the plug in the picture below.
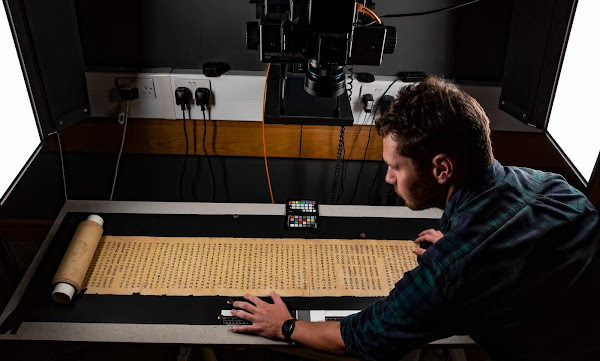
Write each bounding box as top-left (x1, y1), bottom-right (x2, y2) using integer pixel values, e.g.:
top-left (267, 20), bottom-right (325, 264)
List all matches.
top-left (380, 95), bottom-right (394, 114)
top-left (362, 94), bottom-right (374, 113)
top-left (115, 78), bottom-right (139, 101)
top-left (195, 88), bottom-right (211, 111)
top-left (175, 87), bottom-right (191, 110)
top-left (118, 88), bottom-right (139, 101)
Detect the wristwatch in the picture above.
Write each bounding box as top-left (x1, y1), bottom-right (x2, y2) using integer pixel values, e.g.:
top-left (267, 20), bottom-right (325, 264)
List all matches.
top-left (281, 318), bottom-right (297, 341)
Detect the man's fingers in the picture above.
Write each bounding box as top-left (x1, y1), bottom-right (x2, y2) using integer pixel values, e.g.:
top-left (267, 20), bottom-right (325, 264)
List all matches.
top-left (271, 291), bottom-right (284, 305)
top-left (233, 301), bottom-right (258, 313)
top-left (244, 293), bottom-right (266, 306)
top-left (415, 234), bottom-right (436, 243)
top-left (229, 292), bottom-right (291, 340)
top-left (416, 230), bottom-right (443, 243)
top-left (418, 228), bottom-right (436, 237)
top-left (232, 309), bottom-right (256, 323)
top-left (231, 325), bottom-right (258, 334)
top-left (414, 248), bottom-right (426, 256)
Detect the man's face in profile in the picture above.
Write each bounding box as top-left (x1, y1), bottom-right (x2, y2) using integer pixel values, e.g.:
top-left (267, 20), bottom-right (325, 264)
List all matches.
top-left (382, 134), bottom-right (444, 210)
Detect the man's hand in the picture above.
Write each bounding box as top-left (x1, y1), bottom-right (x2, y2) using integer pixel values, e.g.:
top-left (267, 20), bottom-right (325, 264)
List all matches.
top-left (414, 229), bottom-right (444, 255)
top-left (230, 291), bottom-right (293, 340)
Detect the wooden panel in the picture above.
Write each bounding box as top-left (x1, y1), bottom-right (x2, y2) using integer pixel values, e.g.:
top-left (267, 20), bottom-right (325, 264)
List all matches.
top-left (123, 119), bottom-right (301, 158)
top-left (45, 118), bottom-right (302, 158)
top-left (44, 118), bottom-right (383, 160)
top-left (300, 125), bottom-right (382, 160)
top-left (43, 118), bottom-right (570, 170)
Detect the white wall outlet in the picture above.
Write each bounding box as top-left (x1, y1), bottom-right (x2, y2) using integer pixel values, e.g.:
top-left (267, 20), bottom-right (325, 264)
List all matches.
top-left (358, 83), bottom-right (403, 111)
top-left (136, 78), bottom-right (156, 98)
top-left (349, 76), bottom-right (407, 125)
top-left (171, 78), bottom-right (211, 119)
top-left (86, 68), bottom-right (173, 119)
top-left (172, 79), bottom-right (211, 95)
top-left (170, 70), bottom-right (265, 122)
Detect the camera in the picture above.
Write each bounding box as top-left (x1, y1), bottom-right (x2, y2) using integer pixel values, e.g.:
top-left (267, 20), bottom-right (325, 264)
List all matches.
top-left (247, 0), bottom-right (396, 98)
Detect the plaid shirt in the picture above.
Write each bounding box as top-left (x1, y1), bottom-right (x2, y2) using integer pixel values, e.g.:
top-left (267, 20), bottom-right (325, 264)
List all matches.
top-left (340, 160), bottom-right (600, 361)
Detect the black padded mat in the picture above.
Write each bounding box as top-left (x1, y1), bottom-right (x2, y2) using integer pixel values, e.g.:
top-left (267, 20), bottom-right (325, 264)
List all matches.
top-left (8, 211), bottom-right (439, 328)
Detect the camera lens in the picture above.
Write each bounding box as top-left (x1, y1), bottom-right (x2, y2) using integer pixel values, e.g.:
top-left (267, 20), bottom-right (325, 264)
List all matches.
top-left (304, 60), bottom-right (345, 98)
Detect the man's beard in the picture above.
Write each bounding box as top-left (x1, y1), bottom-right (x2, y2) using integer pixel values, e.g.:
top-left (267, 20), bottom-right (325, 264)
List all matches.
top-left (399, 172), bottom-right (446, 210)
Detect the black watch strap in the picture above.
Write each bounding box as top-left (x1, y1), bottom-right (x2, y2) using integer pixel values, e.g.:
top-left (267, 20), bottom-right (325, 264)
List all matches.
top-left (281, 318), bottom-right (297, 341)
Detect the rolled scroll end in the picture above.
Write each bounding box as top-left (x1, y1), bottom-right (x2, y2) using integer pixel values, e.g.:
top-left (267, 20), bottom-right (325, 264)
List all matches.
top-left (87, 214), bottom-right (104, 227)
top-left (52, 282), bottom-right (76, 303)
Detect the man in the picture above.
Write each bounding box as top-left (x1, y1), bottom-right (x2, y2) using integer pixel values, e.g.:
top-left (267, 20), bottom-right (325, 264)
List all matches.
top-left (231, 77), bottom-right (600, 360)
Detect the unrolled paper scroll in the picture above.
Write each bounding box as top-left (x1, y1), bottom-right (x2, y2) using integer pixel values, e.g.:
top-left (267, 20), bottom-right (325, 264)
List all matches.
top-left (81, 236), bottom-right (419, 298)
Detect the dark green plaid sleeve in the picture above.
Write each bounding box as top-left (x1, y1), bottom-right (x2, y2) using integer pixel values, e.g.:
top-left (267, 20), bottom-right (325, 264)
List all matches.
top-left (340, 252), bottom-right (459, 361)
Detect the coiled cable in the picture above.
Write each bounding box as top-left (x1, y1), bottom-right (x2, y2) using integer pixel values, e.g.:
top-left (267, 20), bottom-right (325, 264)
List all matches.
top-left (330, 126), bottom-right (346, 205)
top-left (346, 66), bottom-right (354, 101)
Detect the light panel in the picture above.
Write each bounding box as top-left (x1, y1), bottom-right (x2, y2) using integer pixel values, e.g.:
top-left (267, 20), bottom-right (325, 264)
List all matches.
top-left (547, 0), bottom-right (600, 182)
top-left (0, 3), bottom-right (44, 204)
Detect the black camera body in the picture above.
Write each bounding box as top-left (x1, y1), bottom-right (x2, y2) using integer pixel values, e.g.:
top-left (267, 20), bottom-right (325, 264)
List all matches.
top-left (247, 0), bottom-right (396, 97)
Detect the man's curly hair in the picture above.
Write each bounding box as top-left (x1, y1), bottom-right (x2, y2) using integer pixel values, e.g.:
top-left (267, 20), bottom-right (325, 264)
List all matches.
top-left (376, 76), bottom-right (493, 178)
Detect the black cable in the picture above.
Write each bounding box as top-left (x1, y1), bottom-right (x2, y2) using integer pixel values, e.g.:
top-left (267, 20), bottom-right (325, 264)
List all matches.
top-left (341, 66), bottom-right (354, 204)
top-left (193, 113), bottom-right (197, 156)
top-left (346, 66), bottom-right (354, 101)
top-left (330, 64), bottom-right (355, 204)
top-left (367, 157), bottom-right (386, 204)
top-left (55, 131), bottom-right (68, 201)
top-left (338, 112), bottom-right (368, 203)
top-left (110, 100), bottom-right (130, 201)
top-left (380, 0), bottom-right (479, 19)
top-left (202, 110), bottom-right (216, 202)
top-left (180, 109), bottom-right (189, 202)
top-left (349, 78), bottom-right (400, 204)
top-left (337, 141), bottom-right (348, 201)
top-left (346, 112), bottom-right (369, 161)
top-left (330, 126), bottom-right (346, 205)
top-left (340, 65), bottom-right (353, 201)
top-left (189, 108), bottom-right (198, 201)
top-left (299, 124), bottom-right (303, 158)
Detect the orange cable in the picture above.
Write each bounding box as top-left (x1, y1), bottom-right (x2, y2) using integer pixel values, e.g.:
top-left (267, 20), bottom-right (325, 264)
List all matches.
top-left (262, 63), bottom-right (275, 204)
top-left (357, 3), bottom-right (382, 24)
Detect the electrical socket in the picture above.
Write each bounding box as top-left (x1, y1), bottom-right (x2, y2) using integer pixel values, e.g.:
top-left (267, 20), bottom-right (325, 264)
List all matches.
top-left (350, 81), bottom-right (405, 124)
top-left (172, 79), bottom-right (211, 95)
top-left (358, 83), bottom-right (403, 110)
top-left (116, 77), bottom-right (156, 99)
top-left (169, 70), bottom-right (265, 121)
top-left (136, 78), bottom-right (156, 98)
top-left (171, 78), bottom-right (211, 119)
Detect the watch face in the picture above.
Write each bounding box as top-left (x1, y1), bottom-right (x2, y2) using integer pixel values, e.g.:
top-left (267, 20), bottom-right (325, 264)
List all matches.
top-left (282, 318), bottom-right (296, 340)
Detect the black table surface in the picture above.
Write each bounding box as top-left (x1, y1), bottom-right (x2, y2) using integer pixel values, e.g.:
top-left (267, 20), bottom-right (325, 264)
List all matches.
top-left (4, 211), bottom-right (439, 330)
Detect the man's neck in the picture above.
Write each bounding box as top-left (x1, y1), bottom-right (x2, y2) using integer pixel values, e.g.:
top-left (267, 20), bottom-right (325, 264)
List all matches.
top-left (445, 183), bottom-right (458, 207)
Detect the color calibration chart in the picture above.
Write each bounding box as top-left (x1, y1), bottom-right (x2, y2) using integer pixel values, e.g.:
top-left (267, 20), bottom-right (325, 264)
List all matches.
top-left (288, 215), bottom-right (317, 228)
top-left (286, 200), bottom-right (319, 229)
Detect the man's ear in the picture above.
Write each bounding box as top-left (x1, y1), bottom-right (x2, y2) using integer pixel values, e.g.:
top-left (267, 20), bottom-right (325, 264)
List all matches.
top-left (432, 154), bottom-right (454, 184)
